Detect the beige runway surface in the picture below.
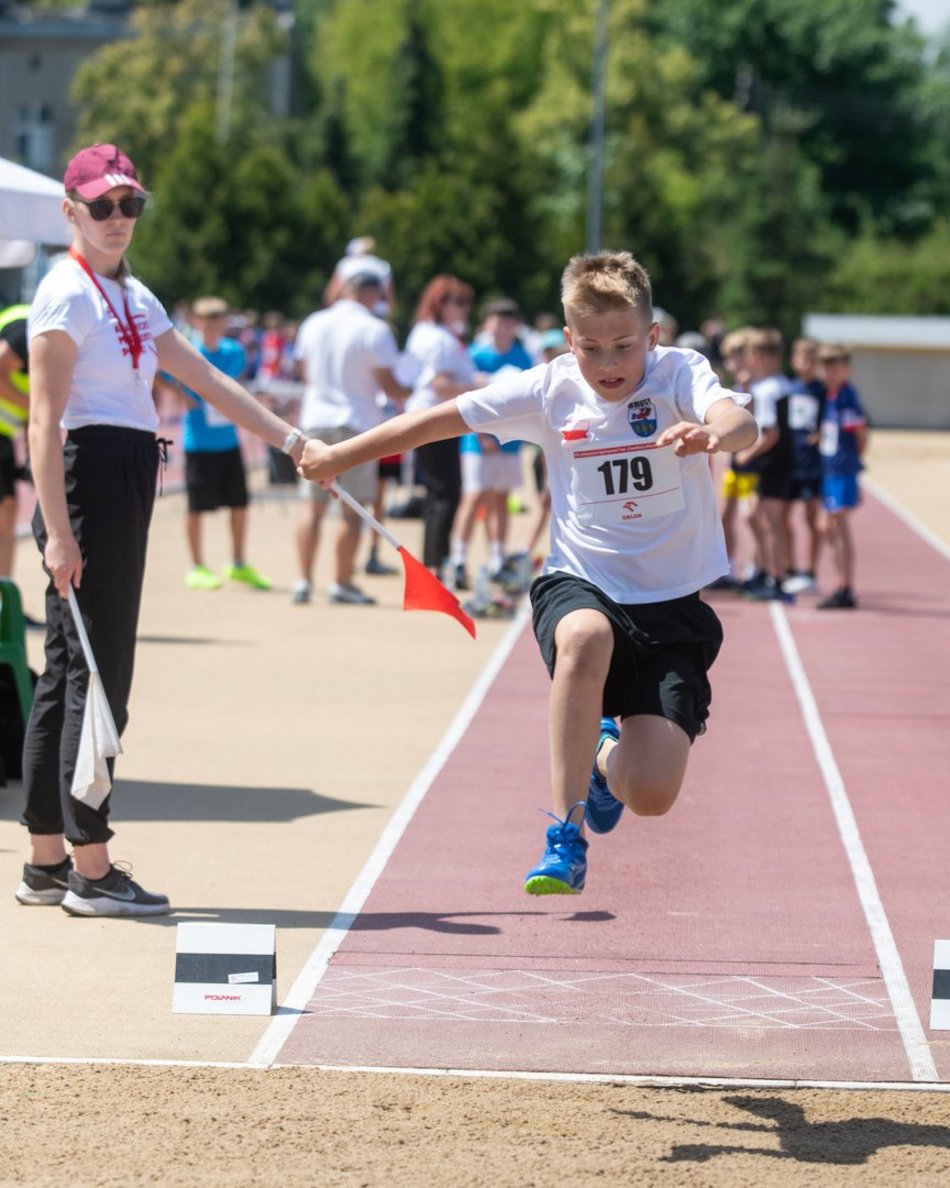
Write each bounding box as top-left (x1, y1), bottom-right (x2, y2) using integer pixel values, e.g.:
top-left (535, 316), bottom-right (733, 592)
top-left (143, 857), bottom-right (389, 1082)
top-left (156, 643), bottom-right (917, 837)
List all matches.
top-left (1, 430), bottom-right (948, 1187)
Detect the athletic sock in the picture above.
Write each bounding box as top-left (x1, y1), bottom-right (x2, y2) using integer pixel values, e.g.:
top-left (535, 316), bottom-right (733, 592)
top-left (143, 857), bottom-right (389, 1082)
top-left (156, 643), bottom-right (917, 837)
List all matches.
top-left (33, 859), bottom-right (69, 872)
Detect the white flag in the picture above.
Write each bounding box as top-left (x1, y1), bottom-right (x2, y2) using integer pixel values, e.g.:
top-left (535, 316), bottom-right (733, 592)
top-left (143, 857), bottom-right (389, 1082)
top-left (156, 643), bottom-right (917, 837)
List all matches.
top-left (67, 588), bottom-right (122, 810)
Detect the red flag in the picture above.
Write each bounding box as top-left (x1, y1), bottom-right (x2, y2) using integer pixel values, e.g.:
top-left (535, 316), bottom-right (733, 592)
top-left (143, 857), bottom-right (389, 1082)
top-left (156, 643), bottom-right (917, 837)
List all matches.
top-left (398, 546), bottom-right (476, 638)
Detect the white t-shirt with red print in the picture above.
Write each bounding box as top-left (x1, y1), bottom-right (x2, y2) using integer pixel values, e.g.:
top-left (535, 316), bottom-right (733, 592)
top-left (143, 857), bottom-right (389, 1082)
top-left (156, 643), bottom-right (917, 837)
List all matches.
top-left (457, 346), bottom-right (749, 604)
top-left (28, 256), bottom-right (171, 432)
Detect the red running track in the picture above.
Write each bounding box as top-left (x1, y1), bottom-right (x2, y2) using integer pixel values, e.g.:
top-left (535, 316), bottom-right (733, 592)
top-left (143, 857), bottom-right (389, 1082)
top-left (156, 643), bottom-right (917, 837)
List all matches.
top-left (274, 490), bottom-right (950, 1083)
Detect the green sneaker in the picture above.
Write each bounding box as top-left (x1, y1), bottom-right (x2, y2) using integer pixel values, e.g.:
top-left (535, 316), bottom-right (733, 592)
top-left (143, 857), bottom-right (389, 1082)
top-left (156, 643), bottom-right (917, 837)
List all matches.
top-left (224, 563), bottom-right (272, 590)
top-left (186, 565), bottom-right (222, 591)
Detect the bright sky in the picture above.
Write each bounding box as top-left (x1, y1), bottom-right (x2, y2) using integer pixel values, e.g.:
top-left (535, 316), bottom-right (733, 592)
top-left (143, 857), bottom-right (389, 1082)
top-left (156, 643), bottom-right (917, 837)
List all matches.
top-left (895, 0), bottom-right (950, 36)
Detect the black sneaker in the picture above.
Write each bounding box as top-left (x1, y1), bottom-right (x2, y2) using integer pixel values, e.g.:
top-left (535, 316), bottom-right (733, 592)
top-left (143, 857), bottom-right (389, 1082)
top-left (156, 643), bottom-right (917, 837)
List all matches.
top-left (365, 555), bottom-right (398, 576)
top-left (454, 565), bottom-right (471, 592)
top-left (15, 857), bottom-right (73, 906)
top-left (818, 588), bottom-right (857, 610)
top-left (61, 864), bottom-right (171, 917)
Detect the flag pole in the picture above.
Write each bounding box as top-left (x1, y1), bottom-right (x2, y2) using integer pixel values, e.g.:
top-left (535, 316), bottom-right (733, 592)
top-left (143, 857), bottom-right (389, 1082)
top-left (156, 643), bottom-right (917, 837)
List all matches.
top-left (67, 586), bottom-right (99, 674)
top-left (330, 481), bottom-right (402, 550)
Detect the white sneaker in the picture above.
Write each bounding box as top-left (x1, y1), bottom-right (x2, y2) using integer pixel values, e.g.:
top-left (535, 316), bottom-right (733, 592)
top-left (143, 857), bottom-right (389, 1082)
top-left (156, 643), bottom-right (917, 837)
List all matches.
top-left (291, 579), bottom-right (312, 605)
top-left (782, 573), bottom-right (817, 595)
top-left (329, 582), bottom-right (376, 605)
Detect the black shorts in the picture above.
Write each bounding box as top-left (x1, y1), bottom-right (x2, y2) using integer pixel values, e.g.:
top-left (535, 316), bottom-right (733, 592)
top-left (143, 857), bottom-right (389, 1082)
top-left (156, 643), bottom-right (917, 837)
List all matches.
top-left (531, 572), bottom-right (723, 742)
top-left (0, 435), bottom-right (16, 499)
top-left (185, 448), bottom-right (248, 513)
top-left (758, 470), bottom-right (791, 500)
top-left (785, 477), bottom-right (822, 502)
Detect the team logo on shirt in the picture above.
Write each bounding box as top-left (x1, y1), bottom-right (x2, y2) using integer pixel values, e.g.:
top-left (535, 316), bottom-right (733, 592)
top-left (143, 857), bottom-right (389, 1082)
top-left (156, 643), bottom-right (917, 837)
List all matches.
top-left (628, 398), bottom-right (657, 438)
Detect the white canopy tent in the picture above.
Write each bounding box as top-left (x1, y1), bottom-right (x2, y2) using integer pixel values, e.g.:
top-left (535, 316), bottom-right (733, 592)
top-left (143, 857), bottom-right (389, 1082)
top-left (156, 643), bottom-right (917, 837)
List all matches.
top-left (0, 156), bottom-right (71, 267)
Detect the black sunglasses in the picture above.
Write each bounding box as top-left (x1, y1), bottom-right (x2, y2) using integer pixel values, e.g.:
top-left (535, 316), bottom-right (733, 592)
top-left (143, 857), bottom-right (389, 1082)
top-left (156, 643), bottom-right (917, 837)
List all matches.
top-left (76, 194), bottom-right (147, 222)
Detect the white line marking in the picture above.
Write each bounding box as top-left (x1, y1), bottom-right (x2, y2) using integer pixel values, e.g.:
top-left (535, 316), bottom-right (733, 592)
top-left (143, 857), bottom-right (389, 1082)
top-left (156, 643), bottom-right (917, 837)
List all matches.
top-left (1, 1054), bottom-right (948, 1093)
top-left (0, 1056), bottom-right (263, 1069)
top-left (248, 605), bottom-right (532, 1067)
top-left (769, 602), bottom-right (939, 1082)
top-left (864, 478), bottom-right (950, 561)
top-left (279, 1063), bottom-right (950, 1093)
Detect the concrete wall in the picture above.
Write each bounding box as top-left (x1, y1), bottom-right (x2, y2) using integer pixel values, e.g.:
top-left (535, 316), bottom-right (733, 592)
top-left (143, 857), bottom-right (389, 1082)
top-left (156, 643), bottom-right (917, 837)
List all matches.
top-left (848, 349), bottom-right (950, 430)
top-left (0, 14), bottom-right (127, 171)
top-left (803, 315), bottom-right (950, 430)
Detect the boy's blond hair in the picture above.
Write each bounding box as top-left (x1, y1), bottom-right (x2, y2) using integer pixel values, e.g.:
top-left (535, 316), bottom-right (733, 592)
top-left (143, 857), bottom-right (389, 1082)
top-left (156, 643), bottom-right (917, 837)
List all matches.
top-left (560, 251), bottom-right (653, 324)
top-left (818, 342), bottom-right (852, 363)
top-left (747, 326), bottom-right (784, 359)
top-left (792, 336), bottom-right (819, 358)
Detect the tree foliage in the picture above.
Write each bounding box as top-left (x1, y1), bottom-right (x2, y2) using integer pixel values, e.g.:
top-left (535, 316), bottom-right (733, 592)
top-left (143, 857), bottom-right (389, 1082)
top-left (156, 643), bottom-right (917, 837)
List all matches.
top-left (66, 0), bottom-right (950, 328)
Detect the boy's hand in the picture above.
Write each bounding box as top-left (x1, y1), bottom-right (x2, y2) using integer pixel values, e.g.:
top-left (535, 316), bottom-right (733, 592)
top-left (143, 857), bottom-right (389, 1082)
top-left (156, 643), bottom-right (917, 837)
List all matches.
top-left (657, 421), bottom-right (722, 456)
top-left (298, 438), bottom-right (337, 486)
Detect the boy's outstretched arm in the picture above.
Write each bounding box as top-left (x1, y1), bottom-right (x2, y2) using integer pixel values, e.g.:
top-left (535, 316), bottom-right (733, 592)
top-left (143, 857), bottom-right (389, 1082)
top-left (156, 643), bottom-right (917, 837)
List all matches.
top-left (657, 398), bottom-right (757, 457)
top-left (299, 400), bottom-right (469, 486)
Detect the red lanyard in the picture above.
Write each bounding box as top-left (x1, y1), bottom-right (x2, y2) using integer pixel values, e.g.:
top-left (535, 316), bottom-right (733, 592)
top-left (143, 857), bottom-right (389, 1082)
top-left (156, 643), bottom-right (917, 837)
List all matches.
top-left (69, 247), bottom-right (144, 373)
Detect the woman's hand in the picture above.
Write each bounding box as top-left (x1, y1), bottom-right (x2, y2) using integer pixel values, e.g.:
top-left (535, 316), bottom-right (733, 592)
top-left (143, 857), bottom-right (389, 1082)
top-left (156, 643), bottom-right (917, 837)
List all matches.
top-left (44, 532), bottom-right (83, 599)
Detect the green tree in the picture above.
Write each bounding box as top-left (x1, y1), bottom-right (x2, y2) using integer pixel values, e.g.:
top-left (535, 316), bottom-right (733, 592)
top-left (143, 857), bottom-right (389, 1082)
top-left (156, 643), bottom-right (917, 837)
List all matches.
top-left (71, 0), bottom-right (286, 185)
top-left (649, 0), bottom-right (944, 234)
top-left (68, 0), bottom-right (950, 329)
top-left (822, 221), bottom-right (950, 314)
top-left (131, 105), bottom-right (348, 313)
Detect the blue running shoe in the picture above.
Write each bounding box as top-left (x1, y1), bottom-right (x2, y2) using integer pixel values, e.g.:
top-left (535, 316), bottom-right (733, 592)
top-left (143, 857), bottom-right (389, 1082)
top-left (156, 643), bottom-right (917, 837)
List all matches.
top-left (524, 803), bottom-right (589, 895)
top-left (585, 717), bottom-right (623, 835)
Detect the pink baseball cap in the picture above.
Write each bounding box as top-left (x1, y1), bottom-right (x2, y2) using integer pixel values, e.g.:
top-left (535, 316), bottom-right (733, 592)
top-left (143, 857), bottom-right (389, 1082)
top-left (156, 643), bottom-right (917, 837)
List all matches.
top-left (64, 144), bottom-right (146, 200)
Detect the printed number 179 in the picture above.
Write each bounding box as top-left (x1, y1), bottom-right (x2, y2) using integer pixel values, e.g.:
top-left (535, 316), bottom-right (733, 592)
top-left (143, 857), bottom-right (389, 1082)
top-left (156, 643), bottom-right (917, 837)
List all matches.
top-left (595, 456), bottom-right (654, 496)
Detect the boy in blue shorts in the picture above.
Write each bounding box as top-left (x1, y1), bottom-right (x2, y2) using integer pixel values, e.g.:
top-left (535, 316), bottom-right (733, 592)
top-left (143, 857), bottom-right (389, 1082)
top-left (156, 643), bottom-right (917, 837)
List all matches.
top-left (299, 252), bottom-right (756, 895)
top-left (816, 343), bottom-right (868, 610)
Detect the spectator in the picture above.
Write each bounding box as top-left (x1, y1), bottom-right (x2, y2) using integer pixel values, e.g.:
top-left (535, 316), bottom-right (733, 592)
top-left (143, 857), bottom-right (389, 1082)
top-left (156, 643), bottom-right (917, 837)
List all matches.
top-left (742, 328), bottom-right (794, 603)
top-left (0, 304), bottom-right (31, 578)
top-left (292, 271), bottom-right (411, 605)
top-left (781, 338), bottom-right (826, 594)
top-left (323, 236), bottom-right (395, 315)
top-left (176, 296), bottom-right (271, 592)
top-left (816, 344), bottom-right (868, 609)
top-left (403, 275), bottom-right (481, 575)
top-left (711, 327), bottom-right (756, 588)
top-left (450, 297), bottom-right (533, 587)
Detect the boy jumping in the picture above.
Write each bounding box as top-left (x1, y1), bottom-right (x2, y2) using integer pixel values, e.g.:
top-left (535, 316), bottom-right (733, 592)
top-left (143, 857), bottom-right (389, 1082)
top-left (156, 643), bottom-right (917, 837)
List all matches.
top-left (300, 252), bottom-right (756, 894)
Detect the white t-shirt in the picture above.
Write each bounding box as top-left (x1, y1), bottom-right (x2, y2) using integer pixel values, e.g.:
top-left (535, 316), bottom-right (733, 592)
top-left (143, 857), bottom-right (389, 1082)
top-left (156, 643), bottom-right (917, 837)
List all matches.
top-left (404, 321), bottom-right (477, 412)
top-left (749, 373), bottom-right (791, 430)
top-left (295, 299), bottom-right (400, 432)
top-left (28, 256), bottom-right (171, 432)
top-left (457, 346), bottom-right (749, 603)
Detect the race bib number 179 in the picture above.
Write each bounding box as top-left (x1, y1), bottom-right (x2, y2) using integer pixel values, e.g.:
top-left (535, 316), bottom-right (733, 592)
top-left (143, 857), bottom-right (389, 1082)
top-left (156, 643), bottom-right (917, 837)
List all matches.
top-left (571, 441), bottom-right (685, 527)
